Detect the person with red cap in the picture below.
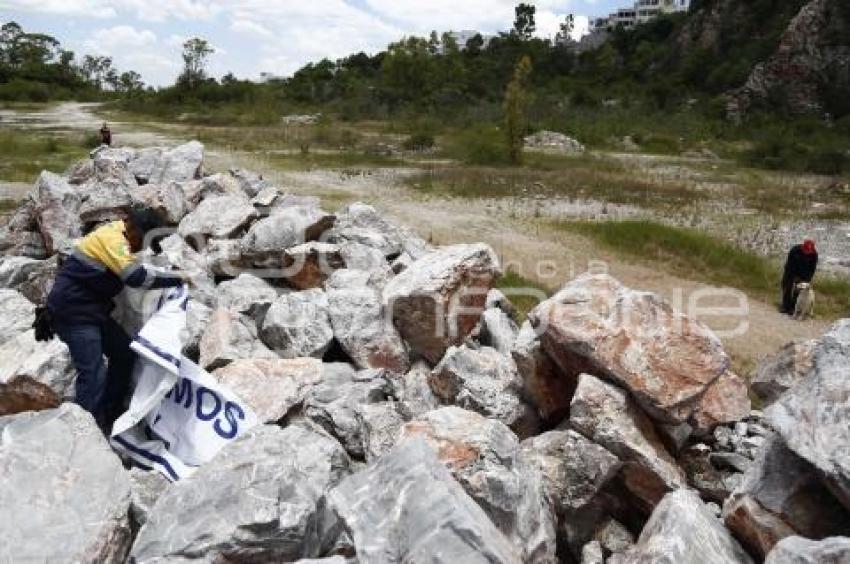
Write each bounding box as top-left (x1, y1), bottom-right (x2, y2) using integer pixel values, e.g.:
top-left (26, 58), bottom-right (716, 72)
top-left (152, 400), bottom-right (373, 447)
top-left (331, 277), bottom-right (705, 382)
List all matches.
top-left (781, 237), bottom-right (818, 314)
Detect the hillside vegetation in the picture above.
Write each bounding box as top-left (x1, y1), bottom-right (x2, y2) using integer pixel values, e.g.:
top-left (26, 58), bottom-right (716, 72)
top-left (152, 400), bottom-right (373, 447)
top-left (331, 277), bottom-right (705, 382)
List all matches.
top-left (111, 0), bottom-right (850, 175)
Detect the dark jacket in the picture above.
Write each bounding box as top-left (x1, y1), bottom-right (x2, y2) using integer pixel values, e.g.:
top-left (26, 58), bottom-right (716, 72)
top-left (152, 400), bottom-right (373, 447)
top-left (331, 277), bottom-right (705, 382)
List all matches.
top-left (47, 221), bottom-right (182, 324)
top-left (782, 244), bottom-right (818, 283)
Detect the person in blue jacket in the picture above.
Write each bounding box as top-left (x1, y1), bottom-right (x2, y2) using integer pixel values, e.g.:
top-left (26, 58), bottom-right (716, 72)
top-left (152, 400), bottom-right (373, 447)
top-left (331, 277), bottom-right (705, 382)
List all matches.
top-left (47, 205), bottom-right (186, 429)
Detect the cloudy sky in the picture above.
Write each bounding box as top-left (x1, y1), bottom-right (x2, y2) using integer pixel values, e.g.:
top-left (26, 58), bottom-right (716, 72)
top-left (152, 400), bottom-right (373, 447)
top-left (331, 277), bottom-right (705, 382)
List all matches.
top-left (1, 0), bottom-right (623, 86)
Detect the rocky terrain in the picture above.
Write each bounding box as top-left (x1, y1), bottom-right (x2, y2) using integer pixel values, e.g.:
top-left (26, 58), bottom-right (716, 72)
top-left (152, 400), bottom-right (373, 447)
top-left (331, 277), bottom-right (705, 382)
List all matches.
top-left (0, 142), bottom-right (848, 563)
top-left (725, 0), bottom-right (850, 119)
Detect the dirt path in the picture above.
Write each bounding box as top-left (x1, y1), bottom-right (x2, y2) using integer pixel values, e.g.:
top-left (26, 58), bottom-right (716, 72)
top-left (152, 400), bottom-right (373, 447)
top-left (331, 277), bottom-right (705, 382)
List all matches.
top-left (0, 102), bottom-right (832, 373)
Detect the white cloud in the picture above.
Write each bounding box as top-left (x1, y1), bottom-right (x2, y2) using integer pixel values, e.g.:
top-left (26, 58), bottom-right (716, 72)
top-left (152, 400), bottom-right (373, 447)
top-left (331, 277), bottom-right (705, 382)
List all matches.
top-left (229, 18), bottom-right (273, 39)
top-left (83, 25), bottom-right (157, 53)
top-left (2, 0), bottom-right (610, 85)
top-left (0, 0), bottom-right (116, 18)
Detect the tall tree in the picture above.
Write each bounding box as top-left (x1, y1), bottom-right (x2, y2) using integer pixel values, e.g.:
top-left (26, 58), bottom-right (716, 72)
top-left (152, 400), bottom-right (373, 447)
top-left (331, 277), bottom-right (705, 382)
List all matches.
top-left (513, 3), bottom-right (536, 40)
top-left (556, 14), bottom-right (575, 44)
top-left (504, 55), bottom-right (532, 165)
top-left (180, 37), bottom-right (214, 89)
top-left (118, 70), bottom-right (144, 93)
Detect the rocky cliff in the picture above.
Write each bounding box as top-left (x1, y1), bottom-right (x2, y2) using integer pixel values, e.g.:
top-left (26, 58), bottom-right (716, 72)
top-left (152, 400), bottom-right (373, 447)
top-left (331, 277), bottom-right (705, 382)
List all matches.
top-left (725, 0), bottom-right (850, 120)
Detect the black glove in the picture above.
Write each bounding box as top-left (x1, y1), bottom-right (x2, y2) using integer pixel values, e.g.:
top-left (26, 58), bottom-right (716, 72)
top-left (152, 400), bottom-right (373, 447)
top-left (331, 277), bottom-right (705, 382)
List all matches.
top-left (33, 305), bottom-right (55, 342)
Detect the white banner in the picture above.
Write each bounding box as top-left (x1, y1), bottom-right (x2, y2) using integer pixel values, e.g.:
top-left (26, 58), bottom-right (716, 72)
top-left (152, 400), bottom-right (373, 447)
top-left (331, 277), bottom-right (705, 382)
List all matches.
top-left (111, 285), bottom-right (258, 481)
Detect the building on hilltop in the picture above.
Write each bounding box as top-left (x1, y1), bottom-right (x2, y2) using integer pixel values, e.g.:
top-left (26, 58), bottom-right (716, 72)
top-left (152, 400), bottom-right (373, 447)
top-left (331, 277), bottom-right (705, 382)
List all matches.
top-left (578, 0), bottom-right (689, 51)
top-left (590, 0), bottom-right (690, 32)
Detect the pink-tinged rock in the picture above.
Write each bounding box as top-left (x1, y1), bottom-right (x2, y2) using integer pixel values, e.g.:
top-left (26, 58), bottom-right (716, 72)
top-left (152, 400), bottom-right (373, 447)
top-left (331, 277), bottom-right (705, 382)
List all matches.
top-left (530, 273), bottom-right (734, 425)
top-left (212, 358), bottom-right (323, 423)
top-left (199, 308), bottom-right (277, 371)
top-left (325, 270), bottom-right (410, 373)
top-left (399, 406), bottom-right (557, 562)
top-left (131, 182), bottom-right (188, 224)
top-left (512, 321), bottom-right (577, 424)
top-left (282, 242), bottom-right (345, 290)
top-left (382, 243), bottom-right (501, 364)
top-left (723, 435), bottom-right (850, 560)
top-left (691, 370), bottom-right (751, 435)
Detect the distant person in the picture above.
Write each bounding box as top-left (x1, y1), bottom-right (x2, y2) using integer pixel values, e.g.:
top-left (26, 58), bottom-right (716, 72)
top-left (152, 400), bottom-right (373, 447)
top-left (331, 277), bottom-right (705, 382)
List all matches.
top-left (100, 122), bottom-right (112, 146)
top-left (781, 237), bottom-right (818, 314)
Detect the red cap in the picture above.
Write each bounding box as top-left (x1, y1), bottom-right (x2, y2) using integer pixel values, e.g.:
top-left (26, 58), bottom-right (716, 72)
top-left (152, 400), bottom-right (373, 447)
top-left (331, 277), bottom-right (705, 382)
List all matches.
top-left (802, 239), bottom-right (816, 255)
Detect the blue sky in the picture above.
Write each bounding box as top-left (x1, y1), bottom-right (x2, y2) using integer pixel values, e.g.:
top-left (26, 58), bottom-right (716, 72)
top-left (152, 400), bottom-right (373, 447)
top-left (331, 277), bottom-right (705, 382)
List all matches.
top-left (1, 0), bottom-right (624, 86)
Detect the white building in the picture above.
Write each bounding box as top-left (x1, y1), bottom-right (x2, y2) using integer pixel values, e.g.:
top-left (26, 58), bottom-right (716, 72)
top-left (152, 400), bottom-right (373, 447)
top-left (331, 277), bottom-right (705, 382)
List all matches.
top-left (591, 0), bottom-right (690, 32)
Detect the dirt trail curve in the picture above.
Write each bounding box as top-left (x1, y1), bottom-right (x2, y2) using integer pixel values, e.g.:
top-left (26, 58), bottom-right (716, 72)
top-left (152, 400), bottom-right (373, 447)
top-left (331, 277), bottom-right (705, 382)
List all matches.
top-left (0, 102), bottom-right (831, 373)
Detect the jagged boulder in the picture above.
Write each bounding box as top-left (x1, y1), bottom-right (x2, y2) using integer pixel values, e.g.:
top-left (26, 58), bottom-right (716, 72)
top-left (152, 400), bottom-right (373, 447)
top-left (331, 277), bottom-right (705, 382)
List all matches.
top-left (182, 173), bottom-right (246, 208)
top-left (199, 308), bottom-right (277, 370)
top-left (766, 320), bottom-right (850, 509)
top-left (131, 181), bottom-right (188, 224)
top-left (723, 435), bottom-right (850, 559)
top-left (764, 536), bottom-right (850, 564)
top-left (155, 234), bottom-right (215, 306)
top-left (0, 330), bottom-right (74, 416)
top-left (323, 437), bottom-right (522, 563)
top-left (480, 306), bottom-right (519, 356)
top-left (283, 241), bottom-right (345, 289)
top-left (303, 365), bottom-right (394, 458)
top-left (752, 339), bottom-right (815, 407)
top-left (383, 243), bottom-right (500, 364)
top-left (34, 171), bottom-right (81, 255)
top-left (229, 168), bottom-right (269, 198)
top-left (569, 373), bottom-right (686, 511)
top-left (530, 273), bottom-right (748, 429)
top-left (0, 404), bottom-right (132, 562)
top-left (260, 289), bottom-right (334, 359)
top-left (520, 429), bottom-right (621, 515)
top-left (398, 406), bottom-right (556, 562)
top-left (325, 269), bottom-right (410, 373)
top-left (0, 288), bottom-right (34, 345)
top-left (394, 360), bottom-right (441, 418)
top-left (430, 344), bottom-right (538, 437)
top-left (211, 358), bottom-right (323, 423)
top-left (214, 272), bottom-right (279, 317)
top-left (0, 199), bottom-right (47, 258)
top-left (513, 321), bottom-right (575, 424)
top-left (328, 202), bottom-right (430, 259)
top-left (178, 195), bottom-right (256, 241)
top-left (147, 141), bottom-right (204, 184)
top-left (240, 206), bottom-right (335, 266)
top-left (337, 242), bottom-right (394, 285)
top-left (128, 468), bottom-right (171, 529)
top-left (205, 238), bottom-right (246, 276)
top-left (130, 424), bottom-right (351, 562)
top-left (613, 489), bottom-right (753, 564)
top-left (358, 401), bottom-right (406, 462)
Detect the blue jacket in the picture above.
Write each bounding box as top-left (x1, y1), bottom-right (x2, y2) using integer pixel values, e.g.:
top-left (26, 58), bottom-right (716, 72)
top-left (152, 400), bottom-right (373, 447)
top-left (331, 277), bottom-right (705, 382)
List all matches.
top-left (47, 221), bottom-right (183, 324)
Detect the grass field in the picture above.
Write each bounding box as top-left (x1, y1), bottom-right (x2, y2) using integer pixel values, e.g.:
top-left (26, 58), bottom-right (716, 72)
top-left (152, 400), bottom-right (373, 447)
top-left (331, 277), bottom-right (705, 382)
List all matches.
top-left (557, 219), bottom-right (850, 319)
top-left (0, 128), bottom-right (91, 183)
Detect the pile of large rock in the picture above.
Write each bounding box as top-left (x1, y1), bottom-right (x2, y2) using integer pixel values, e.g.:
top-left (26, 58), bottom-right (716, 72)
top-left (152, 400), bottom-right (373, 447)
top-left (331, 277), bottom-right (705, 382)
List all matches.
top-left (524, 131), bottom-right (586, 154)
top-left (1, 142), bottom-right (848, 563)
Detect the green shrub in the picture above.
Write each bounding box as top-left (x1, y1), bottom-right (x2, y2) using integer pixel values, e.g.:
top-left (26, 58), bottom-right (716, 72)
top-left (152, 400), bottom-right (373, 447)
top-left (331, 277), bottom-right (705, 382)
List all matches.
top-left (447, 124), bottom-right (511, 165)
top-left (402, 131), bottom-right (435, 151)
